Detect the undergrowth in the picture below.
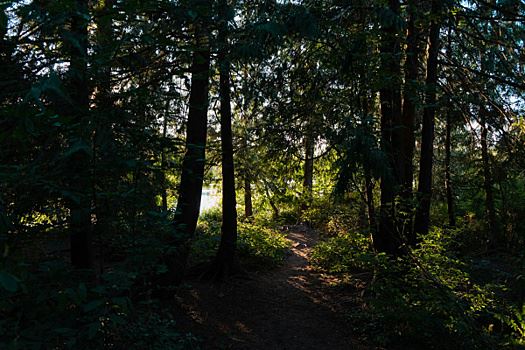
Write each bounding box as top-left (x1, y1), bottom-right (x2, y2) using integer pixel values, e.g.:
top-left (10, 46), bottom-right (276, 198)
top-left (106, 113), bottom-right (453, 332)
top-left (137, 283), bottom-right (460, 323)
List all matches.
top-left (311, 228), bottom-right (525, 349)
top-left (192, 208), bottom-right (290, 269)
top-left (0, 214), bottom-right (200, 350)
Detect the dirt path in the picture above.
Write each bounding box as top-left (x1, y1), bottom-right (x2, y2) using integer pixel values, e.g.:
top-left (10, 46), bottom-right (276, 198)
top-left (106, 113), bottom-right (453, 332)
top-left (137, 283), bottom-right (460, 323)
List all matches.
top-left (174, 226), bottom-right (366, 349)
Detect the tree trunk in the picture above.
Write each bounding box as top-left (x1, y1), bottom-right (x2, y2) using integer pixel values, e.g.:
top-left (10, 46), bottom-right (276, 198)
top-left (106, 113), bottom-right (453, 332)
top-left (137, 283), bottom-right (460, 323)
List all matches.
top-left (161, 109), bottom-right (169, 213)
top-left (480, 109), bottom-right (498, 246)
top-left (302, 132), bottom-right (314, 211)
top-left (414, 0), bottom-right (441, 238)
top-left (67, 0), bottom-right (93, 269)
top-left (244, 175), bottom-right (253, 218)
top-left (364, 165), bottom-right (376, 233)
top-left (93, 0), bottom-right (114, 273)
top-left (444, 25), bottom-right (455, 228)
top-left (399, 0), bottom-right (419, 244)
top-left (213, 0), bottom-right (238, 278)
top-left (444, 110), bottom-right (456, 227)
top-left (376, 0), bottom-right (402, 255)
top-left (169, 5), bottom-right (211, 281)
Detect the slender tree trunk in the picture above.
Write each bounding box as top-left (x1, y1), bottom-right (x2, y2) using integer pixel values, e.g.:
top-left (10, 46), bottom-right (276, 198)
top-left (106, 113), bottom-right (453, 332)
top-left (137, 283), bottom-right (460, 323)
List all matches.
top-left (364, 165), bottom-right (376, 233)
top-left (414, 0), bottom-right (441, 238)
top-left (399, 0), bottom-right (419, 244)
top-left (376, 0), bottom-right (402, 255)
top-left (444, 25), bottom-right (455, 228)
top-left (444, 110), bottom-right (456, 227)
top-left (263, 182), bottom-right (280, 219)
top-left (161, 110), bottom-right (169, 212)
top-left (67, 0), bottom-right (93, 269)
top-left (93, 0), bottom-right (114, 272)
top-left (480, 109), bottom-right (498, 246)
top-left (302, 132), bottom-right (314, 211)
top-left (240, 69), bottom-right (253, 219)
top-left (169, 4), bottom-right (211, 282)
top-left (244, 175), bottom-right (253, 218)
top-left (477, 1), bottom-right (498, 247)
top-left (213, 0), bottom-right (238, 278)
top-left (361, 91), bottom-right (376, 234)
top-left (0, 196), bottom-right (9, 258)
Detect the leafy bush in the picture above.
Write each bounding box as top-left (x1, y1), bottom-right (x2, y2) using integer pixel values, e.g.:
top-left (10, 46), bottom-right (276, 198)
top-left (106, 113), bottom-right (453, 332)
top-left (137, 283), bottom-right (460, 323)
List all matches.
top-left (0, 215), bottom-right (199, 350)
top-left (310, 232), bottom-right (376, 272)
top-left (192, 209), bottom-right (290, 269)
top-left (310, 227), bottom-right (525, 349)
top-left (237, 223), bottom-right (290, 268)
top-left (0, 261), bottom-right (198, 349)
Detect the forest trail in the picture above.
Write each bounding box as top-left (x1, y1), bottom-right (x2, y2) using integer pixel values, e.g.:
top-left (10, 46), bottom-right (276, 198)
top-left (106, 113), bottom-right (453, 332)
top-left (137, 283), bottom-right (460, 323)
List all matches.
top-left (174, 226), bottom-right (366, 349)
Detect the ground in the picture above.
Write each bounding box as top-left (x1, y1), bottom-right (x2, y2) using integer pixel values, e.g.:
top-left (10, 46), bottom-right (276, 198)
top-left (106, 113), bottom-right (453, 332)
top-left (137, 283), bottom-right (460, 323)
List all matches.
top-left (173, 225), bottom-right (369, 349)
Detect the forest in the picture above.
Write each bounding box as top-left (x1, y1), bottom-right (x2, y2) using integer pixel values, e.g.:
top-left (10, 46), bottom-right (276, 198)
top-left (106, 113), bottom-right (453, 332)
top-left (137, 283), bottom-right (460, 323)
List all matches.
top-left (1, 0), bottom-right (525, 349)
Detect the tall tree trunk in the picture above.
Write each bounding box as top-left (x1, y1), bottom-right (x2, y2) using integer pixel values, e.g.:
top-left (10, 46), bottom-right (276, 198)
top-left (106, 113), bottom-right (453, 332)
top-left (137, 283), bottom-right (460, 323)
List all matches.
top-left (244, 175), bottom-right (253, 218)
top-left (414, 0), bottom-right (441, 238)
top-left (364, 165), bottom-right (376, 233)
top-left (361, 91), bottom-right (376, 234)
top-left (444, 25), bottom-right (455, 228)
top-left (93, 0), bottom-right (114, 272)
top-left (477, 1), bottom-right (498, 247)
top-left (480, 109), bottom-right (498, 246)
top-left (161, 109), bottom-right (169, 213)
top-left (67, 0), bottom-right (93, 269)
top-left (213, 0), bottom-right (238, 278)
top-left (302, 131), bottom-right (314, 212)
top-left (169, 4), bottom-right (211, 281)
top-left (376, 0), bottom-right (402, 255)
top-left (399, 0), bottom-right (419, 245)
top-left (444, 109), bottom-right (456, 227)
top-left (241, 68), bottom-right (253, 219)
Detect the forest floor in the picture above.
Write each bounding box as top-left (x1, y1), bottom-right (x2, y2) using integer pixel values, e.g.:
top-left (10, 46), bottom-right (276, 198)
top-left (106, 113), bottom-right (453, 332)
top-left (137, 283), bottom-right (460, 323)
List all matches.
top-left (173, 225), bottom-right (369, 350)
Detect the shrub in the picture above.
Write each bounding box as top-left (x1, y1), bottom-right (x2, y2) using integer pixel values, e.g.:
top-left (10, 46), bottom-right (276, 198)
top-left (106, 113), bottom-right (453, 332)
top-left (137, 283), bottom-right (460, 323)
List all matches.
top-left (0, 262), bottom-right (198, 350)
top-left (192, 211), bottom-right (290, 269)
top-left (310, 227), bottom-right (524, 349)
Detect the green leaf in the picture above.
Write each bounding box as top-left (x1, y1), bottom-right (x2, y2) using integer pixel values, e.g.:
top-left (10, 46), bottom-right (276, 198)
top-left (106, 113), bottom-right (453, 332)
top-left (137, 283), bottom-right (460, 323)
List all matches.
top-left (0, 271), bottom-right (18, 292)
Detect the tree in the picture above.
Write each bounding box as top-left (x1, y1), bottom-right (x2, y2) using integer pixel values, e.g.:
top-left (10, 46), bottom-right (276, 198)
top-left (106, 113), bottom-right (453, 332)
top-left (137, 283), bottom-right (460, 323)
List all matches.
top-left (168, 0), bottom-right (212, 281)
top-left (413, 0), bottom-right (442, 238)
top-left (212, 0), bottom-right (239, 278)
top-left (376, 0), bottom-right (403, 255)
top-left (66, 0), bottom-right (93, 269)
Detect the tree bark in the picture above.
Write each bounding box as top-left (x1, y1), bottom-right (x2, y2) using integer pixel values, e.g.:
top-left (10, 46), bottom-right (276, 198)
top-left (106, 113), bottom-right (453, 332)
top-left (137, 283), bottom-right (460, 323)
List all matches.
top-left (161, 109), bottom-right (169, 213)
top-left (302, 132), bottom-right (314, 210)
top-left (93, 0), bottom-right (114, 273)
top-left (444, 25), bottom-right (456, 228)
top-left (67, 0), bottom-right (93, 269)
top-left (244, 175), bottom-right (253, 218)
top-left (414, 0), bottom-right (442, 238)
top-left (480, 109), bottom-right (498, 246)
top-left (169, 4), bottom-right (211, 281)
top-left (364, 165), bottom-right (376, 233)
top-left (376, 0), bottom-right (402, 255)
top-left (399, 0), bottom-right (419, 245)
top-left (444, 110), bottom-right (456, 227)
top-left (213, 0), bottom-right (238, 278)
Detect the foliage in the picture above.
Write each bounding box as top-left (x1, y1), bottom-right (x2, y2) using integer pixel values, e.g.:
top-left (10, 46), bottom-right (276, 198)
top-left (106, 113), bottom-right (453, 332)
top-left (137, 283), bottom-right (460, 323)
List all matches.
top-left (311, 226), bottom-right (525, 349)
top-left (0, 260), bottom-right (199, 350)
top-left (310, 232), bottom-right (376, 273)
top-left (1, 0), bottom-right (525, 347)
top-left (193, 208), bottom-right (290, 269)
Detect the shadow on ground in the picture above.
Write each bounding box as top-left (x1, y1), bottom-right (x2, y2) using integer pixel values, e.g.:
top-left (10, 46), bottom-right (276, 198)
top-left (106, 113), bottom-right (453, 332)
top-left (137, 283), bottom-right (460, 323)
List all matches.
top-left (172, 226), bottom-right (369, 350)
